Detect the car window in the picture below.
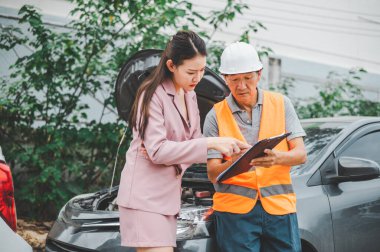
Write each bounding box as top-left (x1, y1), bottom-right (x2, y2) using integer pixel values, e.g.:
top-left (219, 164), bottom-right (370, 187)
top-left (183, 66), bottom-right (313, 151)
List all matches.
top-left (292, 127), bottom-right (343, 174)
top-left (341, 131), bottom-right (380, 165)
top-left (303, 127), bottom-right (342, 163)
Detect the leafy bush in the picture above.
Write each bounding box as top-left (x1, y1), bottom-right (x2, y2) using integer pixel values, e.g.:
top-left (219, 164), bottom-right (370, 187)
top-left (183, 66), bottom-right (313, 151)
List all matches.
top-left (296, 68), bottom-right (380, 118)
top-left (269, 68), bottom-right (380, 118)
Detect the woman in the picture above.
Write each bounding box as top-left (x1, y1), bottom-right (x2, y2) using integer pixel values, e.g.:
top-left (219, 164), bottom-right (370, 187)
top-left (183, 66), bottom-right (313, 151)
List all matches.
top-left (117, 31), bottom-right (249, 252)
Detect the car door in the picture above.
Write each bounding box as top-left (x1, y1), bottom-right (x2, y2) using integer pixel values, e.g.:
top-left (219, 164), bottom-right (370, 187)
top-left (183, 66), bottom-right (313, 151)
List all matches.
top-left (321, 123), bottom-right (380, 252)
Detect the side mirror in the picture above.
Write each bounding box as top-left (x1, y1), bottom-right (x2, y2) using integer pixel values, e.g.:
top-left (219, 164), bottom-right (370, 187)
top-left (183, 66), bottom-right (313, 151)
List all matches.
top-left (339, 156), bottom-right (380, 181)
top-left (328, 156), bottom-right (380, 183)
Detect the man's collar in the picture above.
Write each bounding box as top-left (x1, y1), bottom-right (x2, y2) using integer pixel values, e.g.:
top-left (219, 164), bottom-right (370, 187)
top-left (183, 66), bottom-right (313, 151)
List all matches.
top-left (226, 88), bottom-right (263, 113)
top-left (257, 88), bottom-right (264, 105)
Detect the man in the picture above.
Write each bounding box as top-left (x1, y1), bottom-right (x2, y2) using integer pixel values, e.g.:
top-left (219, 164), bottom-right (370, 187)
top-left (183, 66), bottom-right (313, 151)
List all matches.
top-left (203, 42), bottom-right (307, 252)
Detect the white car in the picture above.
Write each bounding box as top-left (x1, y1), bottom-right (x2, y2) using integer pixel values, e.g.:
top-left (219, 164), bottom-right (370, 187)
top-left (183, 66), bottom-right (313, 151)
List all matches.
top-left (0, 146), bottom-right (32, 252)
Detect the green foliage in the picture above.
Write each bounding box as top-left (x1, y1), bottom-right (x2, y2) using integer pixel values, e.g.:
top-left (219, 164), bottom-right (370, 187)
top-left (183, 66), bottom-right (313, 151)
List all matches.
top-left (239, 20), bottom-right (267, 44)
top-left (0, 0), bottom-right (259, 219)
top-left (209, 0), bottom-right (248, 30)
top-left (270, 68), bottom-right (380, 118)
top-left (297, 68), bottom-right (380, 118)
top-left (269, 77), bottom-right (295, 98)
top-left (206, 41), bottom-right (226, 73)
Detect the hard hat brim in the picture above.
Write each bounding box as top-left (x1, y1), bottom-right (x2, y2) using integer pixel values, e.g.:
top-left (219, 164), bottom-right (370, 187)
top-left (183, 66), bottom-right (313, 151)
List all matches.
top-left (219, 63), bottom-right (263, 75)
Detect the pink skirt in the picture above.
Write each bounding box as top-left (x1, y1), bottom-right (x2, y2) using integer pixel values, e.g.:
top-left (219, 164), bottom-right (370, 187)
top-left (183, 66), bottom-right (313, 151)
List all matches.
top-left (119, 206), bottom-right (177, 247)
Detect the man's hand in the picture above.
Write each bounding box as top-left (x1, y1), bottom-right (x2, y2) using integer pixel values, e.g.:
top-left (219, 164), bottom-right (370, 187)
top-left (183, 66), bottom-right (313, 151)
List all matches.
top-left (207, 149), bottom-right (247, 183)
top-left (249, 149), bottom-right (283, 168)
top-left (249, 137), bottom-right (307, 168)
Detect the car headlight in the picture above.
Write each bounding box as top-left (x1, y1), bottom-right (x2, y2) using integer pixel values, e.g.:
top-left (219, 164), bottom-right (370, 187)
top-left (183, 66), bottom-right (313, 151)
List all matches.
top-left (176, 206), bottom-right (214, 240)
top-left (57, 192), bottom-right (95, 222)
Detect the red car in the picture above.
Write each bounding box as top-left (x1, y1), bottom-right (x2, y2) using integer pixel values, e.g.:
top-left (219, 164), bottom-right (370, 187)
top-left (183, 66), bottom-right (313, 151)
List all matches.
top-left (0, 146), bottom-right (32, 251)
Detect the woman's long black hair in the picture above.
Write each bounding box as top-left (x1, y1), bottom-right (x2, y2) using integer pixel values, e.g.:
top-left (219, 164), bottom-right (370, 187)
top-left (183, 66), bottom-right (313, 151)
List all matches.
top-left (129, 30), bottom-right (207, 140)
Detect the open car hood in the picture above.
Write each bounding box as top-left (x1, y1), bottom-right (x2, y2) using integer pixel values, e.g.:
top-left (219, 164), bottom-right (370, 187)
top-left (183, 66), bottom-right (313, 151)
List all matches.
top-left (114, 49), bottom-right (229, 128)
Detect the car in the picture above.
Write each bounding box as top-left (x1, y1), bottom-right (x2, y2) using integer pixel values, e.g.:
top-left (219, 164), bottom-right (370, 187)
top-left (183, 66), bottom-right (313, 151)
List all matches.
top-left (46, 50), bottom-right (380, 252)
top-left (0, 146), bottom-right (33, 252)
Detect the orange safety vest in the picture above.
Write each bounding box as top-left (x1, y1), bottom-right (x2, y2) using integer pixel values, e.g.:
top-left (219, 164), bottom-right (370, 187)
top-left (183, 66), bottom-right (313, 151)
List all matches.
top-left (212, 90), bottom-right (296, 215)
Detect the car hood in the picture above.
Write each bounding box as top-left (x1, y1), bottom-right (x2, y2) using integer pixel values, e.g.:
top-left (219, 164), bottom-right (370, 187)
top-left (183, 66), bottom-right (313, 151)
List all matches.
top-left (114, 49), bottom-right (229, 127)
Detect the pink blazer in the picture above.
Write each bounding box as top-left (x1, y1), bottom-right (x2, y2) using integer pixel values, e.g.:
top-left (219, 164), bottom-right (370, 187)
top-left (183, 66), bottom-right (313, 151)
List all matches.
top-left (116, 79), bottom-right (207, 215)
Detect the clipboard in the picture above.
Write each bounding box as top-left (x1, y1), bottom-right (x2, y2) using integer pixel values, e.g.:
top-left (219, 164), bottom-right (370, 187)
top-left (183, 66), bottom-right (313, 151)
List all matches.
top-left (216, 132), bottom-right (291, 183)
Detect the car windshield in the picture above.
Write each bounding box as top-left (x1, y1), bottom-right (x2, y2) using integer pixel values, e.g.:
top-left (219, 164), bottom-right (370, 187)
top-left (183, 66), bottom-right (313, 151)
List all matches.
top-left (293, 120), bottom-right (349, 173)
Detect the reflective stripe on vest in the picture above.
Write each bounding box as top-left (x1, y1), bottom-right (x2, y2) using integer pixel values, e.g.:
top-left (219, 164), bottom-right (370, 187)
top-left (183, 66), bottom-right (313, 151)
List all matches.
top-left (212, 90), bottom-right (297, 215)
top-left (214, 183), bottom-right (257, 199)
top-left (260, 184), bottom-right (294, 197)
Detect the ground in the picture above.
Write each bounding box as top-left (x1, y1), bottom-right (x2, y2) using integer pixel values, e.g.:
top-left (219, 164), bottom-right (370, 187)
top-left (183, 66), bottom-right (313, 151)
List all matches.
top-left (17, 219), bottom-right (53, 251)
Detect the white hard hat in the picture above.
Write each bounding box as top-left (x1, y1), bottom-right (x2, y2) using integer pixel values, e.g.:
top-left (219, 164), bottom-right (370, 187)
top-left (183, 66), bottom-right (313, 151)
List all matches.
top-left (219, 42), bottom-right (263, 74)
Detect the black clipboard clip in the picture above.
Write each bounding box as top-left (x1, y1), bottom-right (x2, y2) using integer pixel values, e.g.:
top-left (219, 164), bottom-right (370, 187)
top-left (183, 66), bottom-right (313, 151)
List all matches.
top-left (216, 132), bottom-right (291, 183)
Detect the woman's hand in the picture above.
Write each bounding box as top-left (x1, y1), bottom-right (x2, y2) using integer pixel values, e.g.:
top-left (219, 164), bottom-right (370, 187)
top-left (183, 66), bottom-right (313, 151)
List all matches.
top-left (140, 143), bottom-right (150, 159)
top-left (207, 137), bottom-right (251, 157)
